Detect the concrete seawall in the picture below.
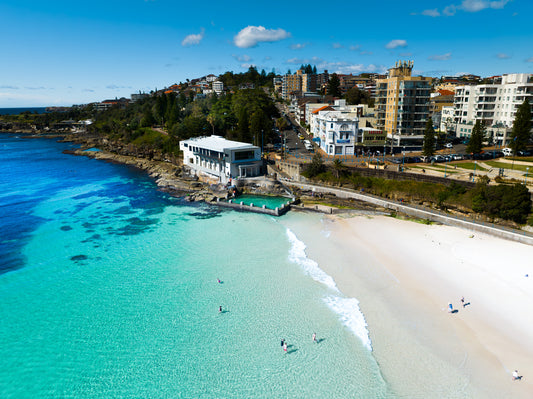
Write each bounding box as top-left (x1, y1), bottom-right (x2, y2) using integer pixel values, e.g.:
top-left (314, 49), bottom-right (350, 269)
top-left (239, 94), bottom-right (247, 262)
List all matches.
top-left (212, 198), bottom-right (291, 216)
top-left (284, 180), bottom-right (533, 246)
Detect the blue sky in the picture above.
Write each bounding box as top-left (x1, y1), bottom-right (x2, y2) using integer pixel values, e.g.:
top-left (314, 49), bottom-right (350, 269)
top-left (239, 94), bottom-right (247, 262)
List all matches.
top-left (0, 0), bottom-right (532, 107)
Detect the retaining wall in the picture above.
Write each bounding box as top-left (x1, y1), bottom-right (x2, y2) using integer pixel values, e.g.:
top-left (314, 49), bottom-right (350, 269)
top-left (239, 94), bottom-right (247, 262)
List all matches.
top-left (284, 180), bottom-right (533, 246)
top-left (212, 198), bottom-right (290, 216)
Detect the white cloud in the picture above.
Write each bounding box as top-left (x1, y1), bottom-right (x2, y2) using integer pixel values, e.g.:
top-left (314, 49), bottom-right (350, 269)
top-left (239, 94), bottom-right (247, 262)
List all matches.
top-left (359, 51), bottom-right (373, 55)
top-left (460, 0), bottom-right (510, 12)
top-left (526, 57), bottom-right (533, 63)
top-left (497, 53), bottom-right (511, 59)
top-left (428, 52), bottom-right (452, 61)
top-left (422, 9), bottom-right (441, 16)
top-left (234, 26), bottom-right (290, 48)
top-left (286, 58), bottom-right (386, 75)
top-left (349, 45), bottom-right (361, 51)
top-left (0, 85), bottom-right (19, 89)
top-left (399, 52), bottom-right (413, 57)
top-left (385, 40), bottom-right (407, 49)
top-left (240, 63), bottom-right (256, 69)
top-left (290, 43), bottom-right (307, 50)
top-left (443, 5), bottom-right (457, 15)
top-left (426, 0), bottom-right (510, 16)
top-left (285, 57), bottom-right (324, 65)
top-left (233, 54), bottom-right (251, 62)
top-left (332, 42), bottom-right (343, 49)
top-left (182, 28), bottom-right (205, 46)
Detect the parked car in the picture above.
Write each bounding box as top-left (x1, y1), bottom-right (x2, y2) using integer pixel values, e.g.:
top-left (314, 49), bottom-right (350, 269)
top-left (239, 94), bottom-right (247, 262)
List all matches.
top-left (502, 148), bottom-right (512, 156)
top-left (445, 143), bottom-right (453, 149)
top-left (298, 134), bottom-right (304, 140)
top-left (518, 150), bottom-right (531, 156)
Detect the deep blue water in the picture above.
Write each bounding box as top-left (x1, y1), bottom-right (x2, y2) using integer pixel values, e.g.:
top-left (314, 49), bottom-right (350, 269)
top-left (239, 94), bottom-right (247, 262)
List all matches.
top-left (0, 133), bottom-right (175, 273)
top-left (0, 107), bottom-right (48, 115)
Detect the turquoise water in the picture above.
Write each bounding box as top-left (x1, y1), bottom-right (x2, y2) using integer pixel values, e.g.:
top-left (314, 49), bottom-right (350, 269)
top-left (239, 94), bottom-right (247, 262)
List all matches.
top-left (231, 194), bottom-right (291, 210)
top-left (0, 134), bottom-right (394, 398)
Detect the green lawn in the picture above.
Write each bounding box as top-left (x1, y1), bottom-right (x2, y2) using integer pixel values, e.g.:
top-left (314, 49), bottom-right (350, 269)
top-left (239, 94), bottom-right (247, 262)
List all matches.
top-left (484, 161), bottom-right (531, 173)
top-left (448, 162), bottom-right (488, 171)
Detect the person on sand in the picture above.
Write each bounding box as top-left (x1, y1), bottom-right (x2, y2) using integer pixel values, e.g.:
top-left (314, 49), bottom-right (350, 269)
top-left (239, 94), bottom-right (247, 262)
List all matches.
top-left (219, 305), bottom-right (222, 313)
top-left (283, 341), bottom-right (287, 353)
top-left (461, 297), bottom-right (465, 308)
top-left (448, 303), bottom-right (453, 313)
top-left (512, 370), bottom-right (520, 380)
top-left (281, 338), bottom-right (285, 347)
top-left (312, 333), bottom-right (317, 343)
top-left (217, 278), bottom-right (221, 284)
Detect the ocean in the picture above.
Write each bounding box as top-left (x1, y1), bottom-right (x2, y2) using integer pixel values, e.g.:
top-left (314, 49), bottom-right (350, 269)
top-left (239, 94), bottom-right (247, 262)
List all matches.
top-left (0, 133), bottom-right (395, 398)
top-left (0, 107), bottom-right (48, 115)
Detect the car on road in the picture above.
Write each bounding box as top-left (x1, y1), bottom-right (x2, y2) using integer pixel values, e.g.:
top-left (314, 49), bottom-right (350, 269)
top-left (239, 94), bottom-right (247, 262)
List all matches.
top-left (298, 134), bottom-right (304, 140)
top-left (445, 143), bottom-right (453, 148)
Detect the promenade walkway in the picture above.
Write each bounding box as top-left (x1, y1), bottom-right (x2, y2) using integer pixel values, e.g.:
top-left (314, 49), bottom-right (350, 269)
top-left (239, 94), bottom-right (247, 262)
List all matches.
top-left (283, 179), bottom-right (533, 246)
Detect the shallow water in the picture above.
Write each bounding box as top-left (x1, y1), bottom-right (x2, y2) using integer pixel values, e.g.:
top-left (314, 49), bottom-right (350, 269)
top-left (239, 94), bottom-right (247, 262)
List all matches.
top-left (0, 133), bottom-right (395, 397)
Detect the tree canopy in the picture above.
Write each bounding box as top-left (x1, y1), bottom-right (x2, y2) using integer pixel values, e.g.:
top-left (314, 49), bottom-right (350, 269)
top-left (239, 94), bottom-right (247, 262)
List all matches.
top-left (327, 73), bottom-right (341, 97)
top-left (509, 98), bottom-right (532, 155)
top-left (466, 119), bottom-right (485, 154)
top-left (422, 118), bottom-right (436, 157)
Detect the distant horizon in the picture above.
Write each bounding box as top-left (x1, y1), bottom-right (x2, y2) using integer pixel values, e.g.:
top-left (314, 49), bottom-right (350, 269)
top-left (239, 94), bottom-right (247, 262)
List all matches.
top-left (1, 0), bottom-right (532, 107)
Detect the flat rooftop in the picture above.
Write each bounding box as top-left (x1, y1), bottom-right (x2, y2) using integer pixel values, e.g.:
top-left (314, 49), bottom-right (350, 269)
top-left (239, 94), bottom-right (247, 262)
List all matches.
top-left (182, 135), bottom-right (258, 152)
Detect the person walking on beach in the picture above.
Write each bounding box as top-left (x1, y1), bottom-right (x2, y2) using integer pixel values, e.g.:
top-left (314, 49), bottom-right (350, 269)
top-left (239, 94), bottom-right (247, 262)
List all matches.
top-left (281, 338), bottom-right (285, 347)
top-left (512, 370), bottom-right (520, 380)
top-left (219, 305), bottom-right (222, 313)
top-left (461, 297), bottom-right (465, 308)
top-left (448, 303), bottom-right (453, 313)
top-left (283, 341), bottom-right (287, 353)
top-left (312, 333), bottom-right (317, 343)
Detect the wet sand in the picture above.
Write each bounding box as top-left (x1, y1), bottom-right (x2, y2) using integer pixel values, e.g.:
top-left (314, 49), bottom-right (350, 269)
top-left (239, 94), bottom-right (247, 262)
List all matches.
top-left (284, 213), bottom-right (533, 398)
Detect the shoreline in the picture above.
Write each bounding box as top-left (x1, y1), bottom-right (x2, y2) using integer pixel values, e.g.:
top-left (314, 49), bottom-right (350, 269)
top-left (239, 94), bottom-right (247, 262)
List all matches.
top-left (283, 213), bottom-right (533, 398)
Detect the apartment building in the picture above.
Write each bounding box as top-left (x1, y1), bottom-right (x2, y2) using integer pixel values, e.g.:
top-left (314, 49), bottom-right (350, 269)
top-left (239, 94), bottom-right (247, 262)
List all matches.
top-left (453, 73), bottom-right (533, 144)
top-left (212, 80), bottom-right (224, 95)
top-left (375, 61), bottom-right (431, 146)
top-left (281, 71), bottom-right (302, 100)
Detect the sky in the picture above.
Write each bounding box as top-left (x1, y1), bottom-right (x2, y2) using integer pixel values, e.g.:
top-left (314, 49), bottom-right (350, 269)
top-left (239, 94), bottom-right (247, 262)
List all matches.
top-left (0, 0), bottom-right (532, 107)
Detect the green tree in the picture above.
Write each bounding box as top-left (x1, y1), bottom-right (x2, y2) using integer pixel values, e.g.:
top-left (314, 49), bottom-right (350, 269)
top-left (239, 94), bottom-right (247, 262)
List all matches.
top-left (332, 158), bottom-right (345, 179)
top-left (509, 98), bottom-right (532, 155)
top-left (344, 87), bottom-right (370, 105)
top-left (466, 120), bottom-right (485, 155)
top-left (305, 152), bottom-right (326, 177)
top-left (327, 73), bottom-right (341, 97)
top-left (422, 118), bottom-right (436, 157)
top-left (276, 117), bottom-right (288, 132)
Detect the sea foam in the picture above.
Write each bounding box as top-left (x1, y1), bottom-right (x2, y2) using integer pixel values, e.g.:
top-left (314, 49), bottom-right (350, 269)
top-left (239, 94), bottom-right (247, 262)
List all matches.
top-left (286, 228), bottom-right (339, 292)
top-left (286, 228), bottom-right (373, 351)
top-left (323, 295), bottom-right (373, 351)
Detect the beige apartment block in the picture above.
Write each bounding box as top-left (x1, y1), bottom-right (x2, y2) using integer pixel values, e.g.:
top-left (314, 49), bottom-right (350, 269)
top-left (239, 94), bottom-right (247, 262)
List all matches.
top-left (375, 61), bottom-right (431, 146)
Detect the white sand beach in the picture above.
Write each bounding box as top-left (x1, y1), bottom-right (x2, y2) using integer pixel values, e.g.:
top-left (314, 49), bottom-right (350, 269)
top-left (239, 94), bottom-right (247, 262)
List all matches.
top-left (284, 213), bottom-right (533, 398)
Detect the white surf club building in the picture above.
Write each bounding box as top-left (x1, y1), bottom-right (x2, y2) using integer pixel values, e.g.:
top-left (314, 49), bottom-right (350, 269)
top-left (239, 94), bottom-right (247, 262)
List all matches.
top-left (179, 135), bottom-right (262, 184)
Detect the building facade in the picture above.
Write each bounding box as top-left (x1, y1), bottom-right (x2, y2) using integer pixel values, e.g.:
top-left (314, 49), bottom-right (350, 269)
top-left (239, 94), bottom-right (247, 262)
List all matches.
top-left (212, 80), bottom-right (224, 95)
top-left (179, 135), bottom-right (262, 184)
top-left (453, 73), bottom-right (533, 145)
top-left (311, 109), bottom-right (359, 156)
top-left (375, 61), bottom-right (431, 145)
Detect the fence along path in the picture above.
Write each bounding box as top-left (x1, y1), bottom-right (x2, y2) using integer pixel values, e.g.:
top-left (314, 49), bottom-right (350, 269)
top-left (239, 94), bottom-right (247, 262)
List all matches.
top-left (283, 180), bottom-right (533, 246)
